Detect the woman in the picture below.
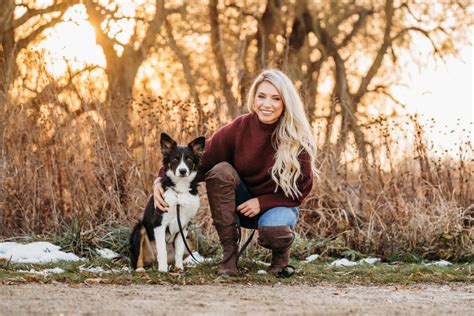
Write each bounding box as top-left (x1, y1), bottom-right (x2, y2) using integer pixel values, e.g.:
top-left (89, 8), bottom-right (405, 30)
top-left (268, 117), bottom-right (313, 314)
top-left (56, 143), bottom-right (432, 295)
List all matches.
top-left (154, 69), bottom-right (318, 277)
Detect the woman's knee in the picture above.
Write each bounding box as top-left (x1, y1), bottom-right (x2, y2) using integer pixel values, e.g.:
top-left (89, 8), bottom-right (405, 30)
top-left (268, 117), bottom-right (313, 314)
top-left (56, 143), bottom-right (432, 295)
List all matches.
top-left (258, 207), bottom-right (299, 228)
top-left (205, 162), bottom-right (240, 186)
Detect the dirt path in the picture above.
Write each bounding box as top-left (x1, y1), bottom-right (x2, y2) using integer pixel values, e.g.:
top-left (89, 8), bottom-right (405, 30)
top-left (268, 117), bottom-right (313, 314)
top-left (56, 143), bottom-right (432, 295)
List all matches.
top-left (1, 283), bottom-right (473, 315)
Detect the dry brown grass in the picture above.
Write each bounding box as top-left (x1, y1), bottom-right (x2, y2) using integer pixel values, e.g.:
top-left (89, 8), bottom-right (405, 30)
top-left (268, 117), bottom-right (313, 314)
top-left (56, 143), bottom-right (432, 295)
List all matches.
top-left (1, 93), bottom-right (472, 261)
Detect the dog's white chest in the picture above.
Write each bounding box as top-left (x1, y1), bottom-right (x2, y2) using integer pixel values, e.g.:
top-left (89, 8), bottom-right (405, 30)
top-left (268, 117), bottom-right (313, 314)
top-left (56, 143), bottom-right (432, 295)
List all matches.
top-left (162, 190), bottom-right (200, 235)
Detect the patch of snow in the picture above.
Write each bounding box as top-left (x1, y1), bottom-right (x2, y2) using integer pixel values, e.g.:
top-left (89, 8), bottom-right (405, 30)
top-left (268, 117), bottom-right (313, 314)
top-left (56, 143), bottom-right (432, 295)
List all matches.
top-left (183, 251), bottom-right (211, 266)
top-left (79, 265), bottom-right (130, 274)
top-left (303, 254), bottom-right (320, 263)
top-left (359, 257), bottom-right (381, 265)
top-left (18, 267), bottom-right (65, 276)
top-left (96, 248), bottom-right (119, 259)
top-left (80, 266), bottom-right (108, 274)
top-left (330, 258), bottom-right (359, 267)
top-left (330, 257), bottom-right (381, 267)
top-left (0, 242), bottom-right (80, 263)
top-left (0, 242), bottom-right (20, 254)
top-left (425, 260), bottom-right (452, 266)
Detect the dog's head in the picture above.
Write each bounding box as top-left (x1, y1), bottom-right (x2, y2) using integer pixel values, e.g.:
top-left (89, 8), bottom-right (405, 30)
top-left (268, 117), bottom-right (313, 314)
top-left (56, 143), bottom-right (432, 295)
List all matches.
top-left (160, 133), bottom-right (205, 178)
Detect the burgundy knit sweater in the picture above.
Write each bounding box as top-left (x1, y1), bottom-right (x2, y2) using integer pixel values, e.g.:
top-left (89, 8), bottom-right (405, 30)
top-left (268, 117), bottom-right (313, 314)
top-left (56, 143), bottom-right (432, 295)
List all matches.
top-left (199, 113), bottom-right (313, 212)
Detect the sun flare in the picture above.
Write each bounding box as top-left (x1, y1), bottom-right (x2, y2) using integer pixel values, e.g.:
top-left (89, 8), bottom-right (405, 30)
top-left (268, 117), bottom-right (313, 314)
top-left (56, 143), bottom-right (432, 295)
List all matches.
top-left (34, 4), bottom-right (106, 77)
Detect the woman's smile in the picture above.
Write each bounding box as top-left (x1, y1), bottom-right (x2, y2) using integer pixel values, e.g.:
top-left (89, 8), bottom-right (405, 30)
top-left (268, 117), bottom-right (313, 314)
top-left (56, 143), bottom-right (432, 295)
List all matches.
top-left (254, 81), bottom-right (284, 124)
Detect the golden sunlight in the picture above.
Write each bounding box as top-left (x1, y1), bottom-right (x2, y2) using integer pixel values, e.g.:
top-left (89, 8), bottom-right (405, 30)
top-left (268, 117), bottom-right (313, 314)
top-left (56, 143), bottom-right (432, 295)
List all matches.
top-left (392, 44), bottom-right (473, 153)
top-left (17, 1), bottom-right (472, 155)
top-left (35, 4), bottom-right (105, 76)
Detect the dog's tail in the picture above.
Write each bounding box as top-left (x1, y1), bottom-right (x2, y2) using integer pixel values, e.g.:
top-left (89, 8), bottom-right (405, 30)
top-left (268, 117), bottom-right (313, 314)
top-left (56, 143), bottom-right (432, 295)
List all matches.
top-left (129, 221), bottom-right (143, 270)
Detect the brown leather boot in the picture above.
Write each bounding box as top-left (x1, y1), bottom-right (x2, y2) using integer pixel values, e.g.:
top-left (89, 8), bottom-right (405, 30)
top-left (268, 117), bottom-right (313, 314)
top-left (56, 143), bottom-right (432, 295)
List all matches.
top-left (205, 162), bottom-right (240, 276)
top-left (258, 226), bottom-right (294, 274)
top-left (215, 225), bottom-right (239, 276)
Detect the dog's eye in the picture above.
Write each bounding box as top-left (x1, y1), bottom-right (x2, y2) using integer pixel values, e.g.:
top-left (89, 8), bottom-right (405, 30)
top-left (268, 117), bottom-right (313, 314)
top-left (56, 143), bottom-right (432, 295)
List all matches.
top-left (186, 157), bottom-right (193, 163)
top-left (171, 158), bottom-right (179, 164)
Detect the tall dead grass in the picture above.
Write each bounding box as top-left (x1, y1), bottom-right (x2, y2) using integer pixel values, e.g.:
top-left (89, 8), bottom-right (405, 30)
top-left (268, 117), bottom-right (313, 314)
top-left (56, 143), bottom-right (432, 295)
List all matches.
top-left (1, 94), bottom-right (472, 261)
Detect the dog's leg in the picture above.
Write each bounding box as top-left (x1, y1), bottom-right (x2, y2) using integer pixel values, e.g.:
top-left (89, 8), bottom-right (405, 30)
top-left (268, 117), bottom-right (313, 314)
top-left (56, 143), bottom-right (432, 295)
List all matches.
top-left (136, 227), bottom-right (147, 272)
top-left (174, 228), bottom-right (187, 270)
top-left (154, 226), bottom-right (168, 272)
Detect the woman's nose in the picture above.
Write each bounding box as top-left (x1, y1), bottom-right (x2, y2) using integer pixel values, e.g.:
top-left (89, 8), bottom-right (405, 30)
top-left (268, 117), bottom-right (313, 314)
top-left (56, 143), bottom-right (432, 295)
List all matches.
top-left (261, 98), bottom-right (273, 106)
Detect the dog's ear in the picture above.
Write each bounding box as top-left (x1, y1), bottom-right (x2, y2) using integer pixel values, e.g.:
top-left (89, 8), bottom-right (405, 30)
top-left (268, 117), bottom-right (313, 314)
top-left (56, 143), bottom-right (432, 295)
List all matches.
top-left (188, 136), bottom-right (205, 158)
top-left (160, 133), bottom-right (177, 156)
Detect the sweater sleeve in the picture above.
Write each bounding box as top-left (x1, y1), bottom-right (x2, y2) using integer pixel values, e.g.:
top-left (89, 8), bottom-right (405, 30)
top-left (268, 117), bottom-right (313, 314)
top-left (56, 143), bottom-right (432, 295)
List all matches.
top-left (198, 118), bottom-right (240, 174)
top-left (257, 151), bottom-right (314, 211)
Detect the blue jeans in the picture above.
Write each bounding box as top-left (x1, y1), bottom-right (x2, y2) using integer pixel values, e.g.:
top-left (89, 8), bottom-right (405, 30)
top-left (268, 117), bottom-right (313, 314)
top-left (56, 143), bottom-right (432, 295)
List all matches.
top-left (235, 181), bottom-right (299, 229)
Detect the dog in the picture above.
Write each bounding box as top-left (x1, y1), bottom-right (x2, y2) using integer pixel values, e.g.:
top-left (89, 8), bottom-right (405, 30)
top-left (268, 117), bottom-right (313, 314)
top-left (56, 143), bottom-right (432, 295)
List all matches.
top-left (130, 132), bottom-right (205, 272)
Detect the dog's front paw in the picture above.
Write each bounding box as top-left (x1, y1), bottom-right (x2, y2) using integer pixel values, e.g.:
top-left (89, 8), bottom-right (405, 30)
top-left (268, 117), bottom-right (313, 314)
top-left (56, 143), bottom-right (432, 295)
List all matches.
top-left (175, 263), bottom-right (184, 271)
top-left (158, 265), bottom-right (168, 273)
top-left (135, 268), bottom-right (146, 273)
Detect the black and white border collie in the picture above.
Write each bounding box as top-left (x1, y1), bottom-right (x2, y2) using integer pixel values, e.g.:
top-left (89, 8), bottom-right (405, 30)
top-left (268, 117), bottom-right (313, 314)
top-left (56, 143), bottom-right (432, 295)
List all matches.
top-left (130, 133), bottom-right (205, 272)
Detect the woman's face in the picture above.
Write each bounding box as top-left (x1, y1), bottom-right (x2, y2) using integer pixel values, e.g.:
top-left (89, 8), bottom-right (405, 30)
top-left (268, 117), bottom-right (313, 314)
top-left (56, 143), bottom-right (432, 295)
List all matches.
top-left (253, 81), bottom-right (284, 124)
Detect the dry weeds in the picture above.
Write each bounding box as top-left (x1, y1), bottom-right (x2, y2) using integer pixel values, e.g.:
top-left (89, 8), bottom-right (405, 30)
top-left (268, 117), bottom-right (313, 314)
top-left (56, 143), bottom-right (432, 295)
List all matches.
top-left (1, 94), bottom-right (473, 261)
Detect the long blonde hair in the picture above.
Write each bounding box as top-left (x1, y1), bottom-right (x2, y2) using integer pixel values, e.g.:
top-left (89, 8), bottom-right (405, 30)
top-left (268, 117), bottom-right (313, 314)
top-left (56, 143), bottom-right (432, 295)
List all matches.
top-left (247, 69), bottom-right (318, 199)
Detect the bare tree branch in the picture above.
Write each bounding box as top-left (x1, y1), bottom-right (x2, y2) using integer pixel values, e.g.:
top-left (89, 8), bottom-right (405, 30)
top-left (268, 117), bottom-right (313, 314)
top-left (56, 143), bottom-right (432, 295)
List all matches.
top-left (17, 13), bottom-right (66, 50)
top-left (368, 85), bottom-right (408, 109)
top-left (13, 0), bottom-right (78, 29)
top-left (136, 0), bottom-right (166, 59)
top-left (332, 5), bottom-right (379, 28)
top-left (84, 0), bottom-right (118, 63)
top-left (353, 0), bottom-right (395, 106)
top-left (399, 2), bottom-right (422, 23)
top-left (163, 20), bottom-right (200, 106)
top-left (165, 6), bottom-right (187, 16)
top-left (337, 9), bottom-right (374, 49)
top-left (391, 26), bottom-right (445, 61)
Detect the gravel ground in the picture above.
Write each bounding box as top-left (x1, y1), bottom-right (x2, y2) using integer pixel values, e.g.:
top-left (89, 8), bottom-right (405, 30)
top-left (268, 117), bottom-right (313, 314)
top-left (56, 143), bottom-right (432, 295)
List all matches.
top-left (1, 283), bottom-right (473, 315)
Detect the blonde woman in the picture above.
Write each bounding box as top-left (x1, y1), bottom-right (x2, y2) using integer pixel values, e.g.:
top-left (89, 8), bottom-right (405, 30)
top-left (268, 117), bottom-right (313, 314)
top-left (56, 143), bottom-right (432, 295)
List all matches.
top-left (154, 69), bottom-right (317, 277)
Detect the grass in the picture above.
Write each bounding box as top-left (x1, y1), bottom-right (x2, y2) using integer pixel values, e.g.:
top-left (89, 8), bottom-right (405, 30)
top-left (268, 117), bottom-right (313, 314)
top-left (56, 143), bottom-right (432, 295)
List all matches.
top-left (1, 256), bottom-right (472, 286)
top-left (2, 229), bottom-right (471, 286)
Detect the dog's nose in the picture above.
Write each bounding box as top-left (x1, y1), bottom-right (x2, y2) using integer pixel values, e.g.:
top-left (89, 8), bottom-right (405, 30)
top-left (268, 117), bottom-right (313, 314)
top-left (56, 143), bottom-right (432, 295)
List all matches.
top-left (179, 168), bottom-right (187, 176)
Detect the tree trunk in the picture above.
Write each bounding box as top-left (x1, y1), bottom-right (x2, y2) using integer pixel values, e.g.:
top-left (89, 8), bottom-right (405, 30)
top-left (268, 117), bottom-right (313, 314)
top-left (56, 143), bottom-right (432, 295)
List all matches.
top-left (209, 0), bottom-right (237, 118)
top-left (286, 0), bottom-right (327, 122)
top-left (84, 0), bottom-right (168, 146)
top-left (255, 0), bottom-right (282, 69)
top-left (333, 60), bottom-right (369, 168)
top-left (309, 13), bottom-right (371, 166)
top-left (106, 52), bottom-right (141, 101)
top-left (0, 0), bottom-right (16, 104)
top-left (0, 1), bottom-right (16, 235)
top-left (164, 20), bottom-right (202, 133)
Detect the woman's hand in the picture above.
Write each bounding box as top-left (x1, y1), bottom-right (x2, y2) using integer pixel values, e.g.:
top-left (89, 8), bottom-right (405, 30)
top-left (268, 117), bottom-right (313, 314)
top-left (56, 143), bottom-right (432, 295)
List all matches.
top-left (237, 198), bottom-right (261, 218)
top-left (153, 177), bottom-right (169, 212)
